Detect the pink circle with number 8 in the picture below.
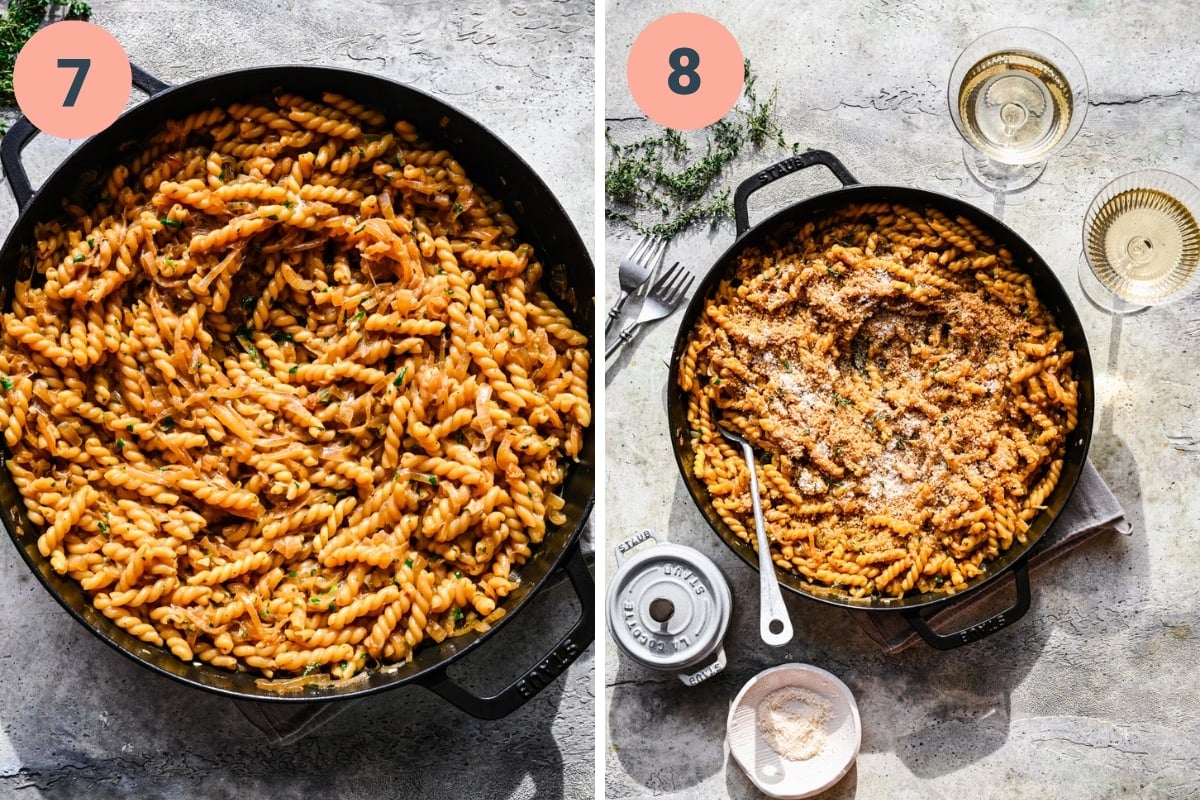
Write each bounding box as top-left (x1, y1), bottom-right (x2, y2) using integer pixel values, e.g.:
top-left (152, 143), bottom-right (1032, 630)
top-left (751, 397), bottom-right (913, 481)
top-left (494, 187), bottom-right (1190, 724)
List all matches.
top-left (13, 20), bottom-right (132, 140)
top-left (626, 13), bottom-right (744, 131)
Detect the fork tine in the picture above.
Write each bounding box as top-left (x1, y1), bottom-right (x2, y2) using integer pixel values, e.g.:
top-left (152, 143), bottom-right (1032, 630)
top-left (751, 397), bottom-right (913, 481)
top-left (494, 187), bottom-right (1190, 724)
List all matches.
top-left (662, 273), bottom-right (692, 305)
top-left (644, 238), bottom-right (667, 268)
top-left (625, 235), bottom-right (651, 263)
top-left (652, 260), bottom-right (682, 290)
top-left (667, 274), bottom-right (695, 304)
top-left (655, 263), bottom-right (688, 297)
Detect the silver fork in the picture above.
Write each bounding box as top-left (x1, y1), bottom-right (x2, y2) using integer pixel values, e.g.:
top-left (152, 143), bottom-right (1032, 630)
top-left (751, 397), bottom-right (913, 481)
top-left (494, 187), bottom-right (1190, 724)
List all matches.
top-left (605, 261), bottom-right (694, 358)
top-left (606, 235), bottom-right (667, 332)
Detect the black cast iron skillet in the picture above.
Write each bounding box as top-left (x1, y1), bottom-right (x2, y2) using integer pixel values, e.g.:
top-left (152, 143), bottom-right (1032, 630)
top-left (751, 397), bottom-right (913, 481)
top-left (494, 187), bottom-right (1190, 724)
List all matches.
top-left (0, 65), bottom-right (594, 714)
top-left (666, 150), bottom-right (1094, 650)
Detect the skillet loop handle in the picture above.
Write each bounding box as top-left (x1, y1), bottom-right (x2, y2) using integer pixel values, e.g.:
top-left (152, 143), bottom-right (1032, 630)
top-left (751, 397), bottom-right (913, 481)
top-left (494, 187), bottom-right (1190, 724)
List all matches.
top-left (1, 118), bottom-right (40, 212)
top-left (130, 64), bottom-right (171, 97)
top-left (733, 150), bottom-right (860, 238)
top-left (901, 557), bottom-right (1032, 650)
top-left (420, 541), bottom-right (594, 720)
top-left (0, 64), bottom-right (170, 211)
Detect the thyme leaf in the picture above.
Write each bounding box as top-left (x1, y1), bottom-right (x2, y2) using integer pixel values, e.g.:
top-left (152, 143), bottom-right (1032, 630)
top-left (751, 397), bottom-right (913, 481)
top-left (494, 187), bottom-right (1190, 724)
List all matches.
top-left (604, 59), bottom-right (801, 239)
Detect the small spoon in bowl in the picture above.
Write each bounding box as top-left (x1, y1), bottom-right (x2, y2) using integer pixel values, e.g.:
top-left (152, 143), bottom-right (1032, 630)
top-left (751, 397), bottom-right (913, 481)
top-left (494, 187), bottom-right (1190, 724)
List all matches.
top-left (717, 422), bottom-right (794, 647)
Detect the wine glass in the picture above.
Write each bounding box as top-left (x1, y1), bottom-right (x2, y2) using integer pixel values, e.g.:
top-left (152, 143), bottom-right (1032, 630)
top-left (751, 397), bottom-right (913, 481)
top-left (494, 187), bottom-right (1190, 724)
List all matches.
top-left (948, 27), bottom-right (1088, 193)
top-left (1078, 170), bottom-right (1200, 314)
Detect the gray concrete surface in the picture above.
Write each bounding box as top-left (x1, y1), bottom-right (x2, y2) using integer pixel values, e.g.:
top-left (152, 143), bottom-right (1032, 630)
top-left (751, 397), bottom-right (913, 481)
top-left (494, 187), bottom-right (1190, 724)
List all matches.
top-left (605, 1), bottom-right (1200, 798)
top-left (0, 2), bottom-right (595, 798)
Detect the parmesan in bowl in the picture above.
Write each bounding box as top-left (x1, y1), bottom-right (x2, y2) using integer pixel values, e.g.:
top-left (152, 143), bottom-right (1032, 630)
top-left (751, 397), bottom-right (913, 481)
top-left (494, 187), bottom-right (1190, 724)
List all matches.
top-left (727, 663), bottom-right (861, 799)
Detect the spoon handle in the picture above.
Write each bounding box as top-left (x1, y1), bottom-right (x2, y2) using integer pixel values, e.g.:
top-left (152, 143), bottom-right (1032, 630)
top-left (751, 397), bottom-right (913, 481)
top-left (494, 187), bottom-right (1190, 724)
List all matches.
top-left (739, 440), bottom-right (794, 647)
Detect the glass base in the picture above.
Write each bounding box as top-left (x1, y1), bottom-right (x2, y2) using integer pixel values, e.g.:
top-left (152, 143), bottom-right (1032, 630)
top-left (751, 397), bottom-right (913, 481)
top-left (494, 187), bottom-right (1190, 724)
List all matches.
top-left (962, 146), bottom-right (1046, 194)
top-left (1078, 253), bottom-right (1149, 315)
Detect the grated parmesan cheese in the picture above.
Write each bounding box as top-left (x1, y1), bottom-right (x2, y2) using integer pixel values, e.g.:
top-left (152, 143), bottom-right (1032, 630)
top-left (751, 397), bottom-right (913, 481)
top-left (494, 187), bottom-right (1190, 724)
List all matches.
top-left (758, 686), bottom-right (832, 762)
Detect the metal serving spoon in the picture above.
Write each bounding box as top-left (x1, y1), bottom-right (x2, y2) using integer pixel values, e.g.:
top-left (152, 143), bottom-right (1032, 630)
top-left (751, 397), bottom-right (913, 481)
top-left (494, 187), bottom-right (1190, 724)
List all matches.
top-left (717, 422), bottom-right (794, 647)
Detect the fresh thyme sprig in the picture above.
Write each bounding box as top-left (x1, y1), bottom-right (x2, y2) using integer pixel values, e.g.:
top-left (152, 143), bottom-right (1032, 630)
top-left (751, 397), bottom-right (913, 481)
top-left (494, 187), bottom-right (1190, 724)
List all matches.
top-left (605, 59), bottom-right (800, 239)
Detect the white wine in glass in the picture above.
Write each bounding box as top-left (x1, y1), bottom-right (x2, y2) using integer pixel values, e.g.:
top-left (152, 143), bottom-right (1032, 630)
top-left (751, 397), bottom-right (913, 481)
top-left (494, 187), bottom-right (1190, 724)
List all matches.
top-left (1080, 170), bottom-right (1200, 314)
top-left (957, 50), bottom-right (1074, 163)
top-left (949, 28), bottom-right (1088, 193)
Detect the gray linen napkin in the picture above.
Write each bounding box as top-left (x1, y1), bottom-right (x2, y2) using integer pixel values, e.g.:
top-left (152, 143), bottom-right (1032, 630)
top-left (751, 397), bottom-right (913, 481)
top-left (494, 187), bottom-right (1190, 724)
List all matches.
top-left (850, 459), bottom-right (1129, 653)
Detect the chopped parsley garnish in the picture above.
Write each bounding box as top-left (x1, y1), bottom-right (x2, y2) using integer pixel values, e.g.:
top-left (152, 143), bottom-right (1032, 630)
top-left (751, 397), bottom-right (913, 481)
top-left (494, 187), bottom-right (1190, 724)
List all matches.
top-left (159, 217), bottom-right (182, 228)
top-left (0, 377), bottom-right (11, 391)
top-left (392, 366), bottom-right (407, 386)
top-left (160, 416), bottom-right (175, 432)
top-left (234, 326), bottom-right (267, 368)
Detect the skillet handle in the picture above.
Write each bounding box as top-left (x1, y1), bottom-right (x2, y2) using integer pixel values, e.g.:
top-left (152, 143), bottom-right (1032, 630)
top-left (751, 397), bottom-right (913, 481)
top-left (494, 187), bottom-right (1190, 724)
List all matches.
top-left (733, 149), bottom-right (860, 238)
top-left (901, 557), bottom-right (1032, 650)
top-left (419, 541), bottom-right (594, 720)
top-left (1, 64), bottom-right (170, 211)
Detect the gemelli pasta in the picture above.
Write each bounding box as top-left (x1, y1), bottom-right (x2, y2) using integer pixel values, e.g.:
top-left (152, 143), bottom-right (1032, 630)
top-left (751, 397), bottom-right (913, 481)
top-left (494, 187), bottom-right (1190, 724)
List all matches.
top-left (679, 202), bottom-right (1076, 598)
top-left (0, 92), bottom-right (590, 683)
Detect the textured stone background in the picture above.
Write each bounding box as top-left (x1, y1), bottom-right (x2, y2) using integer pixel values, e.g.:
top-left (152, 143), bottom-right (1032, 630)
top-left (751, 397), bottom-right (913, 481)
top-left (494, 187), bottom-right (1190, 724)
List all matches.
top-left (0, 2), bottom-right (595, 798)
top-left (605, 1), bottom-right (1200, 798)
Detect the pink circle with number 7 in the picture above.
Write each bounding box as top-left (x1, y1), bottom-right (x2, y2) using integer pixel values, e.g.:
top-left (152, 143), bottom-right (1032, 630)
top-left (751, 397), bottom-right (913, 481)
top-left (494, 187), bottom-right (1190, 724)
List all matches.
top-left (13, 20), bottom-right (132, 140)
top-left (626, 13), bottom-right (744, 131)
